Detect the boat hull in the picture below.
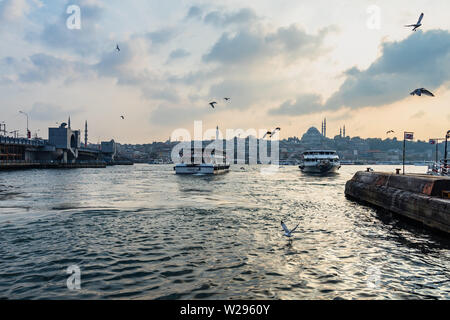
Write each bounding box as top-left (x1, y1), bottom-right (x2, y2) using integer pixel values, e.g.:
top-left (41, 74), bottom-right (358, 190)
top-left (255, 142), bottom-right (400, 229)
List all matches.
top-left (174, 164), bottom-right (230, 175)
top-left (299, 163), bottom-right (341, 174)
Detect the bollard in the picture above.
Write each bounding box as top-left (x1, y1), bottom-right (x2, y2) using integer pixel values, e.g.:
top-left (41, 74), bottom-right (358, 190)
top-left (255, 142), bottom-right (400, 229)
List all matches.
top-left (396, 169), bottom-right (401, 175)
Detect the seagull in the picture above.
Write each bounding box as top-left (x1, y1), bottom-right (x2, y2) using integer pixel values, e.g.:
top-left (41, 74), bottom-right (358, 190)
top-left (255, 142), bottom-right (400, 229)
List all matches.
top-left (281, 221), bottom-right (299, 238)
top-left (224, 97), bottom-right (231, 101)
top-left (410, 88), bottom-right (435, 97)
top-left (263, 131), bottom-right (272, 139)
top-left (405, 13), bottom-right (424, 32)
top-left (116, 44), bottom-right (121, 52)
top-left (263, 127), bottom-right (281, 139)
top-left (386, 130), bottom-right (395, 134)
top-left (120, 115), bottom-right (125, 119)
top-left (270, 127), bottom-right (281, 138)
top-left (209, 101), bottom-right (218, 109)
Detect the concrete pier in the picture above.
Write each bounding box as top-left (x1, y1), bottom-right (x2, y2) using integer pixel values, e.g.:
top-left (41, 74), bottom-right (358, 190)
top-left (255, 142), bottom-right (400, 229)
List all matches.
top-left (0, 162), bottom-right (107, 171)
top-left (345, 171), bottom-right (450, 234)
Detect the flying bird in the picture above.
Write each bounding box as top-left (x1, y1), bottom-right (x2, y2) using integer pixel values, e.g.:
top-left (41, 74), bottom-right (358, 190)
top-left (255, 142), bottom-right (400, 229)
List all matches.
top-left (405, 13), bottom-right (424, 32)
top-left (263, 131), bottom-right (272, 139)
top-left (263, 127), bottom-right (281, 139)
top-left (224, 97), bottom-right (231, 101)
top-left (281, 221), bottom-right (299, 238)
top-left (116, 44), bottom-right (121, 52)
top-left (386, 130), bottom-right (395, 134)
top-left (410, 88), bottom-right (435, 97)
top-left (209, 101), bottom-right (218, 109)
top-left (120, 115), bottom-right (125, 119)
top-left (271, 127), bottom-right (281, 138)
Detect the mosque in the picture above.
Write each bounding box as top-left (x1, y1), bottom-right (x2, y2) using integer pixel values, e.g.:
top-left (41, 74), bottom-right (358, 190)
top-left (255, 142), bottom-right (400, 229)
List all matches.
top-left (300, 118), bottom-right (347, 148)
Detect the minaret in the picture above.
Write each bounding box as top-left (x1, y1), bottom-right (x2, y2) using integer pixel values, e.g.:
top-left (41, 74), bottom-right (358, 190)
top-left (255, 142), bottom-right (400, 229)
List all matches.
top-left (216, 126), bottom-right (219, 140)
top-left (68, 116), bottom-right (71, 129)
top-left (321, 120), bottom-right (324, 136)
top-left (343, 125), bottom-right (346, 138)
top-left (340, 127), bottom-right (342, 137)
top-left (324, 118), bottom-right (327, 138)
top-left (84, 121), bottom-right (88, 147)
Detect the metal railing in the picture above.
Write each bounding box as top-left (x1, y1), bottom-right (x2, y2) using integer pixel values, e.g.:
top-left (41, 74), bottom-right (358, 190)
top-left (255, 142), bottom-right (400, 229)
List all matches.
top-left (0, 159), bottom-right (107, 165)
top-left (0, 136), bottom-right (46, 146)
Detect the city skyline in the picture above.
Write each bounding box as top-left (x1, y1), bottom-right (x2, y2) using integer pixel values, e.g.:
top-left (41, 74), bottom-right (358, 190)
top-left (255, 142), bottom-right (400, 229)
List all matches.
top-left (1, 0), bottom-right (450, 144)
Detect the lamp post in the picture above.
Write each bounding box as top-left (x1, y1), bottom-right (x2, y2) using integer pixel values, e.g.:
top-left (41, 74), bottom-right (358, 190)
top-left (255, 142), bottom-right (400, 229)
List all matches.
top-left (403, 132), bottom-right (414, 175)
top-left (445, 130), bottom-right (450, 174)
top-left (19, 111), bottom-right (30, 139)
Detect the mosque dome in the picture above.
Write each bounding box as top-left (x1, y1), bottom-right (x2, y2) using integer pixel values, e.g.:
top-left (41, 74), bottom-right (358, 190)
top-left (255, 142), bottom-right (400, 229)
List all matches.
top-left (301, 127), bottom-right (325, 146)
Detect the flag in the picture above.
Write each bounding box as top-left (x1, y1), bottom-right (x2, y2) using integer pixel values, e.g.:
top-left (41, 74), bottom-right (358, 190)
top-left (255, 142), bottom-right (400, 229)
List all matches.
top-left (429, 139), bottom-right (437, 145)
top-left (404, 132), bottom-right (414, 140)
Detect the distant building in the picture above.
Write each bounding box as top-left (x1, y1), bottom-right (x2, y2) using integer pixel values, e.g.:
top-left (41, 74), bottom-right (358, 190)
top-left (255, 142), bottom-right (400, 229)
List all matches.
top-left (48, 123), bottom-right (81, 163)
top-left (302, 127), bottom-right (326, 147)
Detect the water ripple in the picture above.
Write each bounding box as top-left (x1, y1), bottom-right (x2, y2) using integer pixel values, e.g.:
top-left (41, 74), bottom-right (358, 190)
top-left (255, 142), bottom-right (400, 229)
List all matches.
top-left (0, 165), bottom-right (449, 299)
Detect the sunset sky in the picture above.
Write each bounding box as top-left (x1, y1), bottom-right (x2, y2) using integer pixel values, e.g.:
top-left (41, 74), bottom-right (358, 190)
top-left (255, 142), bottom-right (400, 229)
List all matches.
top-left (1, 0), bottom-right (449, 144)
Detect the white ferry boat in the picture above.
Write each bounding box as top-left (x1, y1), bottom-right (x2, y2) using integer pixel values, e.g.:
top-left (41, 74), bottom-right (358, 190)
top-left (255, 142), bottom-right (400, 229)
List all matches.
top-left (174, 147), bottom-right (230, 175)
top-left (299, 150), bottom-right (341, 174)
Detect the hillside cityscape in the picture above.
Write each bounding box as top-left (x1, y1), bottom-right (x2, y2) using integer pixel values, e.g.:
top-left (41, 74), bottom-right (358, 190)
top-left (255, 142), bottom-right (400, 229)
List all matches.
top-left (116, 120), bottom-right (446, 165)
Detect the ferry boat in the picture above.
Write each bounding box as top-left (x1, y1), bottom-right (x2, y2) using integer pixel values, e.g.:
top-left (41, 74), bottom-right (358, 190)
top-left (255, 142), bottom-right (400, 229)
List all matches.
top-left (174, 147), bottom-right (230, 175)
top-left (299, 150), bottom-right (341, 174)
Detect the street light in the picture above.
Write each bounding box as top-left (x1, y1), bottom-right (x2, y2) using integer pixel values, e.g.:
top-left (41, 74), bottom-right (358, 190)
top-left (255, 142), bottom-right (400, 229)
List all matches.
top-left (445, 130), bottom-right (450, 174)
top-left (19, 110), bottom-right (29, 139)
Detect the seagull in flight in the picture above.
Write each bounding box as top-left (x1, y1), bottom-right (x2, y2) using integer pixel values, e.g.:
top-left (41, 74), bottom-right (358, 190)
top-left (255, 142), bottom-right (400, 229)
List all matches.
top-left (281, 221), bottom-right (299, 238)
top-left (263, 131), bottom-right (272, 139)
top-left (116, 44), bottom-right (121, 52)
top-left (224, 97), bottom-right (231, 101)
top-left (263, 127), bottom-right (281, 139)
top-left (405, 13), bottom-right (424, 32)
top-left (271, 127), bottom-right (281, 138)
top-left (386, 130), bottom-right (395, 135)
top-left (410, 88), bottom-right (435, 97)
top-left (209, 101), bottom-right (218, 109)
top-left (120, 115), bottom-right (125, 119)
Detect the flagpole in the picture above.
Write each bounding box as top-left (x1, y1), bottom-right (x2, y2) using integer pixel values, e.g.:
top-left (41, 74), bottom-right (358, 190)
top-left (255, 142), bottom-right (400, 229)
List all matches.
top-left (403, 135), bottom-right (406, 175)
top-left (445, 130), bottom-right (449, 174)
top-left (436, 141), bottom-right (439, 163)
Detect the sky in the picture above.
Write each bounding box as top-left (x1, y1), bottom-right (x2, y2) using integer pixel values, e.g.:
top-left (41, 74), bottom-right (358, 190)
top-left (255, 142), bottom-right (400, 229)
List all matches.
top-left (0, 0), bottom-right (449, 144)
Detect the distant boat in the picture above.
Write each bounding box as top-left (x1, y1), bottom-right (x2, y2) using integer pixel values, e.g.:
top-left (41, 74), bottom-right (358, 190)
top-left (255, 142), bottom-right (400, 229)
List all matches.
top-left (299, 150), bottom-right (341, 174)
top-left (174, 147), bottom-right (230, 175)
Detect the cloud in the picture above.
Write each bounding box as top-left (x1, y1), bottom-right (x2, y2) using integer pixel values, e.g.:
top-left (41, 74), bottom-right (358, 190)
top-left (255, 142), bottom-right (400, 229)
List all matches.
top-left (410, 110), bottom-right (425, 119)
top-left (272, 30), bottom-right (450, 116)
top-left (269, 94), bottom-right (323, 115)
top-left (203, 8), bottom-right (258, 27)
top-left (149, 104), bottom-right (205, 126)
top-left (186, 5), bottom-right (202, 20)
top-left (95, 42), bottom-right (134, 79)
top-left (29, 0), bottom-right (104, 56)
top-left (141, 87), bottom-right (180, 103)
top-left (27, 102), bottom-right (81, 121)
top-left (203, 25), bottom-right (331, 65)
top-left (19, 53), bottom-right (90, 83)
top-left (167, 48), bottom-right (190, 62)
top-left (145, 28), bottom-right (177, 47)
top-left (0, 0), bottom-right (30, 22)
